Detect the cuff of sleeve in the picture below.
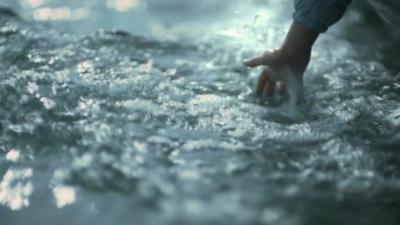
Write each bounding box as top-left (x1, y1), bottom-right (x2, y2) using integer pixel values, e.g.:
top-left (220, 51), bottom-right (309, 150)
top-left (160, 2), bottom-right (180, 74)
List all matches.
top-left (293, 11), bottom-right (328, 33)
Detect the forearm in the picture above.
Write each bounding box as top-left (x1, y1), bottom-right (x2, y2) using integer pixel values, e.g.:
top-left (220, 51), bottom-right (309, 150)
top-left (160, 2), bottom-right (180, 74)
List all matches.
top-left (278, 0), bottom-right (353, 73)
top-left (243, 0), bottom-right (354, 99)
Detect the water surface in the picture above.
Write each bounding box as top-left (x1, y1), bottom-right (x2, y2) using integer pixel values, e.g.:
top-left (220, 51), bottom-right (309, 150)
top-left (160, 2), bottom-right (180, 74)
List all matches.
top-left (1, 1), bottom-right (400, 225)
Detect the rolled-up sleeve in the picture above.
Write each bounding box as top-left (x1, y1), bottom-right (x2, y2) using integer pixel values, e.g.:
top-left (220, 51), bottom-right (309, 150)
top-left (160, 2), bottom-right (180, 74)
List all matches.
top-left (293, 0), bottom-right (352, 33)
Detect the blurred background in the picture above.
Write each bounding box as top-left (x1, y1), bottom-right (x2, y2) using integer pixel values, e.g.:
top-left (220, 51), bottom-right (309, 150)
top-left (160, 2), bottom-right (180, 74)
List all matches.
top-left (1, 0), bottom-right (397, 68)
top-left (0, 0), bottom-right (291, 37)
top-left (1, 1), bottom-right (399, 225)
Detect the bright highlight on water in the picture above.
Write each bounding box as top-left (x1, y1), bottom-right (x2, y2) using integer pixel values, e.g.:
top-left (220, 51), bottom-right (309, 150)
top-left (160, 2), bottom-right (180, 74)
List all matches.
top-left (0, 1), bottom-right (399, 225)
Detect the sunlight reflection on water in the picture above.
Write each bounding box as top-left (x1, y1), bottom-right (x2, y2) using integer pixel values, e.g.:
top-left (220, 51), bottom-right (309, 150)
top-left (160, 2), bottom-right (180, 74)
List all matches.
top-left (53, 186), bottom-right (76, 208)
top-left (106, 0), bottom-right (140, 12)
top-left (24, 0), bottom-right (43, 8)
top-left (0, 1), bottom-right (399, 225)
top-left (0, 168), bottom-right (33, 210)
top-left (33, 7), bottom-right (90, 21)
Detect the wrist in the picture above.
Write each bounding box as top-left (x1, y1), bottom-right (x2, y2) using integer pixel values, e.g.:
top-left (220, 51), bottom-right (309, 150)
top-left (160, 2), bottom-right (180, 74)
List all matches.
top-left (276, 46), bottom-right (311, 74)
top-left (277, 22), bottom-right (318, 73)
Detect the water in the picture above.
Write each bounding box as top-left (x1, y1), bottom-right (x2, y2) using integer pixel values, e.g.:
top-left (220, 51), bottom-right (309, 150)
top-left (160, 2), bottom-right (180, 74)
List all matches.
top-left (1, 1), bottom-right (400, 225)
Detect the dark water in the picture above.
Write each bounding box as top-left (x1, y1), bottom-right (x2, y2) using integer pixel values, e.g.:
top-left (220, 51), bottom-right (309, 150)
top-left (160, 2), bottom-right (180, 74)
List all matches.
top-left (1, 1), bottom-right (400, 225)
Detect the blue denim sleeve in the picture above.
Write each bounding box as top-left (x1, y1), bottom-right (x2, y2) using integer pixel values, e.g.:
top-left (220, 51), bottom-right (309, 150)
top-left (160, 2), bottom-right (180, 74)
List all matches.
top-left (293, 0), bottom-right (352, 33)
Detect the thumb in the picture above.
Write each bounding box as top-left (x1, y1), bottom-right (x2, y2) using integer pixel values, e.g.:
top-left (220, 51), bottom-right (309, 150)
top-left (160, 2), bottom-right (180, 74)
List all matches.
top-left (243, 51), bottom-right (276, 68)
top-left (243, 56), bottom-right (264, 68)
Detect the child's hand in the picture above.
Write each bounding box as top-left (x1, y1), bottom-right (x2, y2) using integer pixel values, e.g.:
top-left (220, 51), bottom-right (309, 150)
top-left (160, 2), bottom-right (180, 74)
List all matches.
top-left (244, 48), bottom-right (309, 97)
top-left (244, 22), bottom-right (318, 97)
top-left (244, 49), bottom-right (288, 97)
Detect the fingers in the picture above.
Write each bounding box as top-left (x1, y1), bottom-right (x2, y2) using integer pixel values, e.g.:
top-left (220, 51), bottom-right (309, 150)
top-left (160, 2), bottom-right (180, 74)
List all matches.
top-left (256, 68), bottom-right (285, 97)
top-left (256, 68), bottom-right (269, 96)
top-left (256, 68), bottom-right (277, 97)
top-left (279, 82), bottom-right (286, 95)
top-left (266, 80), bottom-right (276, 97)
top-left (246, 51), bottom-right (285, 97)
top-left (244, 56), bottom-right (265, 68)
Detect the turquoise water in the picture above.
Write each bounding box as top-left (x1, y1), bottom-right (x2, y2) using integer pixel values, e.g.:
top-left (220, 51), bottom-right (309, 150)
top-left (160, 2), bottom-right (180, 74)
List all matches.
top-left (0, 1), bottom-right (400, 225)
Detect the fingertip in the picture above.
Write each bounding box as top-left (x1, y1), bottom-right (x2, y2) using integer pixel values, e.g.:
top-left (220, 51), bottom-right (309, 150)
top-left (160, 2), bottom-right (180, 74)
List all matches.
top-left (244, 61), bottom-right (259, 68)
top-left (266, 81), bottom-right (276, 97)
top-left (256, 70), bottom-right (269, 96)
top-left (279, 82), bottom-right (287, 95)
top-left (243, 60), bottom-right (252, 67)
